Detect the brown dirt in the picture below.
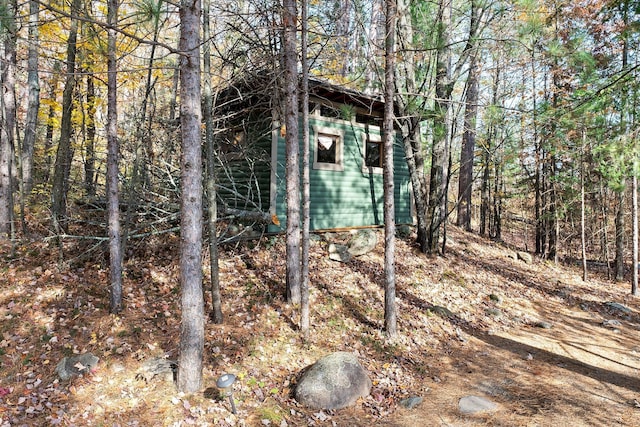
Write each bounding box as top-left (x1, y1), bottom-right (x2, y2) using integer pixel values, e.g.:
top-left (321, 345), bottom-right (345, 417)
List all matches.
top-left (1, 225), bottom-right (639, 426)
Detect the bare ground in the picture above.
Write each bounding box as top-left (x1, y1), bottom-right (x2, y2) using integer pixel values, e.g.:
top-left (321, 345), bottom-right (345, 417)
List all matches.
top-left (1, 224), bottom-right (639, 426)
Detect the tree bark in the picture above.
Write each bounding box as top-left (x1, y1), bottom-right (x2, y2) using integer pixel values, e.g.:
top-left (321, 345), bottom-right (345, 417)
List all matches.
top-left (0, 0), bottom-right (17, 238)
top-left (581, 131), bottom-right (588, 281)
top-left (383, 0), bottom-right (397, 339)
top-left (633, 173), bottom-right (638, 295)
top-left (85, 74), bottom-right (96, 197)
top-left (396, 0), bottom-right (428, 253)
top-left (300, 0), bottom-right (311, 338)
top-left (456, 0), bottom-right (480, 232)
top-left (107, 0), bottom-right (123, 314)
top-left (203, 0), bottom-right (223, 324)
top-left (283, 0), bottom-right (301, 304)
top-left (615, 185), bottom-right (625, 281)
top-left (51, 0), bottom-right (81, 235)
top-left (178, 0), bottom-right (205, 393)
top-left (22, 0), bottom-right (40, 196)
top-left (427, 0), bottom-right (452, 254)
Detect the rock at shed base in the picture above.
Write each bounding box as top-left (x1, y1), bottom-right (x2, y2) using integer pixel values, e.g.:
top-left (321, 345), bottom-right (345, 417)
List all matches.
top-left (329, 244), bottom-right (352, 263)
top-left (347, 230), bottom-right (378, 256)
top-left (294, 352), bottom-right (371, 410)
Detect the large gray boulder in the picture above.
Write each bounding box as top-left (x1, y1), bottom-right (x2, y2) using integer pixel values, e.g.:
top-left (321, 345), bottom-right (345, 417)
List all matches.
top-left (347, 230), bottom-right (378, 256)
top-left (294, 352), bottom-right (372, 410)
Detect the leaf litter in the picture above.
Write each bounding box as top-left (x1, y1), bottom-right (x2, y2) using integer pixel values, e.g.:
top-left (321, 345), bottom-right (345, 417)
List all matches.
top-left (1, 227), bottom-right (640, 426)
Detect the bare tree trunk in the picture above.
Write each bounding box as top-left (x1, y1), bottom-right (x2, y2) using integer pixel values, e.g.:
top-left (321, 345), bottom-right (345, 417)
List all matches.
top-left (581, 131), bottom-right (588, 281)
top-left (203, 0), bottom-right (223, 324)
top-left (85, 74), bottom-right (96, 197)
top-left (0, 0), bottom-right (17, 238)
top-left (22, 0), bottom-right (40, 196)
top-left (633, 173), bottom-right (638, 295)
top-left (456, 1), bottom-right (479, 232)
top-left (426, 0), bottom-right (452, 254)
top-left (383, 0), bottom-right (397, 339)
top-left (178, 0), bottom-right (204, 393)
top-left (479, 151), bottom-right (489, 236)
top-left (51, 0), bottom-right (81, 235)
top-left (43, 67), bottom-right (60, 183)
top-left (107, 0), bottom-right (123, 313)
top-left (615, 185), bottom-right (625, 281)
top-left (396, 0), bottom-right (428, 252)
top-left (300, 0), bottom-right (311, 339)
top-left (283, 0), bottom-right (301, 304)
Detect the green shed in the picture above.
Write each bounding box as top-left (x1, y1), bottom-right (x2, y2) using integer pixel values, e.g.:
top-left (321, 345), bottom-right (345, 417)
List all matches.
top-left (215, 77), bottom-right (413, 233)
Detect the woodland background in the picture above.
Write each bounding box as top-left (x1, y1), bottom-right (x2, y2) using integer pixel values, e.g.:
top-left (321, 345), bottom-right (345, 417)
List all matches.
top-left (0, 0), bottom-right (640, 403)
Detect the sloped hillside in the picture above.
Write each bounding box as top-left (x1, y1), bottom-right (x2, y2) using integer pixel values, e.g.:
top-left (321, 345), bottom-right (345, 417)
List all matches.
top-left (1, 226), bottom-right (639, 426)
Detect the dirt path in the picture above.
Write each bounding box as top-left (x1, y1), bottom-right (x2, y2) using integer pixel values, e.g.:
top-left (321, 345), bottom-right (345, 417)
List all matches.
top-left (388, 299), bottom-right (640, 426)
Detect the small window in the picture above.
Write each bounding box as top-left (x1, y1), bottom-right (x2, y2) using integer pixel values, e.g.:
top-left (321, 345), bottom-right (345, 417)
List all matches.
top-left (361, 132), bottom-right (384, 174)
top-left (317, 134), bottom-right (338, 163)
top-left (365, 139), bottom-right (383, 168)
top-left (313, 126), bottom-right (344, 171)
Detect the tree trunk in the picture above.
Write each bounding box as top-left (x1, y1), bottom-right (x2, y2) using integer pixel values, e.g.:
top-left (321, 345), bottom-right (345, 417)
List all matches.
top-left (615, 185), bottom-right (625, 281)
top-left (383, 0), bottom-right (397, 339)
top-left (0, 0), bottom-right (17, 238)
top-left (107, 0), bottom-right (122, 314)
top-left (22, 0), bottom-right (40, 196)
top-left (178, 0), bottom-right (204, 393)
top-left (43, 68), bottom-right (60, 183)
top-left (300, 0), bottom-right (311, 338)
top-left (203, 0), bottom-right (223, 324)
top-left (283, 0), bottom-right (301, 304)
top-left (396, 0), bottom-right (428, 253)
top-left (581, 132), bottom-right (588, 281)
top-left (633, 173), bottom-right (638, 295)
top-left (456, 1), bottom-right (479, 232)
top-left (51, 0), bottom-right (81, 235)
top-left (479, 151), bottom-right (489, 237)
top-left (85, 73), bottom-right (96, 197)
top-left (427, 0), bottom-right (452, 254)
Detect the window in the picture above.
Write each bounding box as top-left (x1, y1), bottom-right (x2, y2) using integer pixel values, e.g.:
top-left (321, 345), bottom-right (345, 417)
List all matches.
top-left (362, 132), bottom-right (384, 173)
top-left (365, 139), bottom-right (383, 168)
top-left (313, 126), bottom-right (344, 171)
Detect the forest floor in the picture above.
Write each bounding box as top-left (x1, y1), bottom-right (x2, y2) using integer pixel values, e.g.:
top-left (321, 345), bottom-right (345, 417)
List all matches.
top-left (1, 219), bottom-right (640, 426)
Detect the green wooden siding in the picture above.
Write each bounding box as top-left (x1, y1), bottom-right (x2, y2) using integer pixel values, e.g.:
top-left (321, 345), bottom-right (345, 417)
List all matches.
top-left (270, 116), bottom-right (412, 232)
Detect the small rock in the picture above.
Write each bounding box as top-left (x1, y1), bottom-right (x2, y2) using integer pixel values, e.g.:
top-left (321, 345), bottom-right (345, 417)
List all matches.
top-left (399, 396), bottom-right (423, 409)
top-left (517, 251), bottom-right (533, 264)
top-left (459, 395), bottom-right (498, 415)
top-left (605, 302), bottom-right (632, 314)
top-left (136, 357), bottom-right (177, 383)
top-left (56, 353), bottom-right (99, 380)
top-left (489, 294), bottom-right (502, 303)
top-left (534, 321), bottom-right (553, 329)
top-left (429, 305), bottom-right (454, 318)
top-left (486, 308), bottom-right (502, 317)
top-left (328, 244), bottom-right (352, 263)
top-left (602, 319), bottom-right (622, 328)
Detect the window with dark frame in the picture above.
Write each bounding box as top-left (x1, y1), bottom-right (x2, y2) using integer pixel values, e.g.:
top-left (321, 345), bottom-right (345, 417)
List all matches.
top-left (365, 138), bottom-right (383, 168)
